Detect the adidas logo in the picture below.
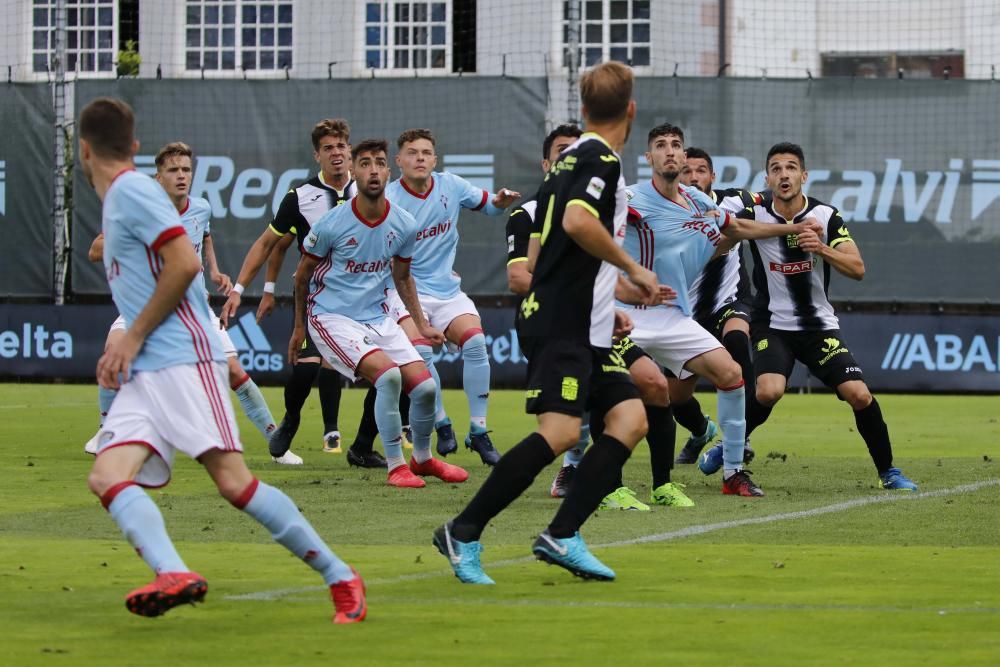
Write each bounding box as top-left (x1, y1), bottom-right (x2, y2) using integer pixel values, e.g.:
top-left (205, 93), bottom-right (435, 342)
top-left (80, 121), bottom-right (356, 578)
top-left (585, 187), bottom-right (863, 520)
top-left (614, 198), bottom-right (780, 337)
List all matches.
top-left (346, 237), bottom-right (358, 247)
top-left (226, 312), bottom-right (283, 372)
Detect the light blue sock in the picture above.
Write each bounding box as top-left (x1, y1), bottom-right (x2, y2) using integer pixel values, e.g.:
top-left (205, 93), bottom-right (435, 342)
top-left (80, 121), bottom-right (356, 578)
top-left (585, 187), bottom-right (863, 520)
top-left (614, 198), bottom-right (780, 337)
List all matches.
top-left (233, 375), bottom-right (276, 438)
top-left (240, 480), bottom-right (353, 585)
top-left (717, 383), bottom-right (747, 473)
top-left (563, 421), bottom-right (590, 467)
top-left (461, 333), bottom-right (491, 431)
top-left (106, 484), bottom-right (188, 574)
top-left (415, 343), bottom-right (448, 426)
top-left (374, 367), bottom-right (404, 468)
top-left (98, 386), bottom-right (117, 426)
top-left (407, 377), bottom-right (437, 463)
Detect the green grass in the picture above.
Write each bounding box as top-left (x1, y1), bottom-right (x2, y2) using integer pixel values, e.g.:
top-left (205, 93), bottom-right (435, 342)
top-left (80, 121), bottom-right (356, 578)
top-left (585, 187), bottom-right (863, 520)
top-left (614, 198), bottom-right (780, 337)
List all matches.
top-left (1, 384), bottom-right (999, 666)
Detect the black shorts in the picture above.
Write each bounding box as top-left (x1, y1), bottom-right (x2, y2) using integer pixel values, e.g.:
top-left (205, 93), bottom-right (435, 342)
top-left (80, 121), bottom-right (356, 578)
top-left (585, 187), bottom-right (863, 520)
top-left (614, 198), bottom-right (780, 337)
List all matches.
top-left (751, 327), bottom-right (864, 389)
top-left (696, 300), bottom-right (752, 340)
top-left (613, 335), bottom-right (652, 369)
top-left (521, 336), bottom-right (640, 418)
top-left (298, 329), bottom-right (321, 361)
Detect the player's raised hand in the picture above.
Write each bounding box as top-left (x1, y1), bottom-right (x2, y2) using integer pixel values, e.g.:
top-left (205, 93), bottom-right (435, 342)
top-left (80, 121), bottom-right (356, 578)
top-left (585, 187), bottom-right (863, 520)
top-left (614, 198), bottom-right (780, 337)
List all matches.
top-left (492, 188), bottom-right (521, 209)
top-left (288, 325), bottom-right (305, 365)
top-left (256, 292), bottom-right (276, 323)
top-left (211, 271), bottom-right (233, 295)
top-left (419, 323), bottom-right (446, 346)
top-left (613, 309), bottom-right (634, 338)
top-left (220, 290), bottom-right (241, 327)
top-left (97, 331), bottom-right (142, 389)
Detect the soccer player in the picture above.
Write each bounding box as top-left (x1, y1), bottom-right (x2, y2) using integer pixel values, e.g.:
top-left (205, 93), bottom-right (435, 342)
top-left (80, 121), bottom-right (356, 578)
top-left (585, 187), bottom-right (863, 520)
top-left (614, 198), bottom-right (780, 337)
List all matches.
top-left (671, 147), bottom-right (759, 465)
top-left (380, 128), bottom-right (520, 466)
top-left (734, 142), bottom-right (918, 491)
top-left (80, 98), bottom-right (365, 623)
top-left (622, 125), bottom-right (825, 497)
top-left (220, 120), bottom-right (380, 466)
top-left (434, 62), bottom-right (663, 584)
top-left (291, 139), bottom-right (469, 489)
top-left (507, 124), bottom-right (679, 509)
top-left (83, 142), bottom-right (288, 462)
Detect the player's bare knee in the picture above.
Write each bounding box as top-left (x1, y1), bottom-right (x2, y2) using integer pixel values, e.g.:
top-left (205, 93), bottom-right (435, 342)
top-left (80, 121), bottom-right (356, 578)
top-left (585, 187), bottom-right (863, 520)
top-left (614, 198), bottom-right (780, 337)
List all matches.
top-left (756, 385), bottom-right (783, 406)
top-left (718, 361), bottom-right (743, 390)
top-left (638, 372), bottom-right (669, 406)
top-left (841, 385), bottom-right (872, 410)
top-left (87, 468), bottom-right (115, 497)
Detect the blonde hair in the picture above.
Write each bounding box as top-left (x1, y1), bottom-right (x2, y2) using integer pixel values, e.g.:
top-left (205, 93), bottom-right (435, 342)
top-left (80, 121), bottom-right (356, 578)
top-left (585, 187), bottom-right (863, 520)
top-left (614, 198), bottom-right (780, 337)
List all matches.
top-left (154, 141), bottom-right (193, 168)
top-left (580, 62), bottom-right (633, 123)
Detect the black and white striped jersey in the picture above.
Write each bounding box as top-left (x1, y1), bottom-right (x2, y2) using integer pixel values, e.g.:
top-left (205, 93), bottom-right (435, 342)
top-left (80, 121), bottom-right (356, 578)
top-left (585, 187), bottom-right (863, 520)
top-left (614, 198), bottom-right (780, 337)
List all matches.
top-left (745, 193), bottom-right (855, 331)
top-left (269, 173), bottom-right (356, 253)
top-left (689, 188), bottom-right (758, 321)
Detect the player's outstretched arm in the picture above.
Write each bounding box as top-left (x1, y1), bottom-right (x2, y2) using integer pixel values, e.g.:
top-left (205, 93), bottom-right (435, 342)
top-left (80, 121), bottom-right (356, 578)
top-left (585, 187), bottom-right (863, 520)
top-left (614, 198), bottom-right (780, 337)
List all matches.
top-left (97, 235), bottom-right (201, 389)
top-left (489, 188), bottom-right (521, 211)
top-left (799, 231), bottom-right (866, 280)
top-left (221, 228), bottom-right (282, 326)
top-left (563, 204), bottom-right (658, 305)
top-left (202, 234), bottom-right (232, 294)
top-left (257, 233), bottom-right (295, 322)
top-left (392, 260), bottom-right (445, 345)
top-left (88, 233), bottom-right (105, 262)
top-left (289, 253), bottom-right (319, 364)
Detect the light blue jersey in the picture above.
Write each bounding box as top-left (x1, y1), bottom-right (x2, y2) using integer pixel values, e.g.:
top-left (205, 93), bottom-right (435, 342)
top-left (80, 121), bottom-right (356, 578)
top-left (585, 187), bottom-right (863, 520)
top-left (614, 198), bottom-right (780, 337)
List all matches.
top-left (621, 180), bottom-right (731, 316)
top-left (180, 195), bottom-right (212, 293)
top-left (102, 170), bottom-right (224, 371)
top-left (385, 172), bottom-right (503, 299)
top-left (302, 197), bottom-right (418, 323)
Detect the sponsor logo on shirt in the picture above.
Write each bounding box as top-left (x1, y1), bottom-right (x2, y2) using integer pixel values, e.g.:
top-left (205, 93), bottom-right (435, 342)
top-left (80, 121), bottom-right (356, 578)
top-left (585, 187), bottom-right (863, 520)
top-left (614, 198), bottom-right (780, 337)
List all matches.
top-left (769, 260), bottom-right (813, 274)
top-left (344, 259), bottom-right (390, 273)
top-left (681, 219), bottom-right (723, 246)
top-left (586, 176), bottom-right (605, 200)
top-left (416, 220), bottom-right (451, 241)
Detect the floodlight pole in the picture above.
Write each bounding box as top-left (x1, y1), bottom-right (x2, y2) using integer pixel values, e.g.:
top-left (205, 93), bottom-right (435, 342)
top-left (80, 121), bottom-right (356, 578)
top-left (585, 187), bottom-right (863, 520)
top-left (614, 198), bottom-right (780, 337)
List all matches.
top-left (53, 0), bottom-right (70, 305)
top-left (566, 0), bottom-right (581, 125)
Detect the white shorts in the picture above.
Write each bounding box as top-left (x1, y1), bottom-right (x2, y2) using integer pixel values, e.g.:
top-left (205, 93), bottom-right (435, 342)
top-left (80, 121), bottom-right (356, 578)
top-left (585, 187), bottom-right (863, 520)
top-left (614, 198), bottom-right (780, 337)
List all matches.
top-left (210, 314), bottom-right (237, 357)
top-left (108, 314), bottom-right (236, 358)
top-left (625, 306), bottom-right (722, 380)
top-left (384, 289), bottom-right (478, 332)
top-left (96, 362), bottom-right (242, 488)
top-left (308, 313), bottom-right (422, 381)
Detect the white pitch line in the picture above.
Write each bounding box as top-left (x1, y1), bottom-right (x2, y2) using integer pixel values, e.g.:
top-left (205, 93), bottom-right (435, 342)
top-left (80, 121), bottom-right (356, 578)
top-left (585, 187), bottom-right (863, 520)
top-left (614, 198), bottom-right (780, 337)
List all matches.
top-left (225, 478), bottom-right (1000, 602)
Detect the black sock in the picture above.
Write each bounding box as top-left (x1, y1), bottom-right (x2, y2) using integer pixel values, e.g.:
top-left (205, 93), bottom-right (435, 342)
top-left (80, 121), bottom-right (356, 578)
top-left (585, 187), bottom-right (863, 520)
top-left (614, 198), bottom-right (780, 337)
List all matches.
top-left (283, 362), bottom-right (318, 421)
top-left (318, 367), bottom-right (343, 434)
top-left (548, 434), bottom-right (632, 538)
top-left (746, 394), bottom-right (772, 437)
top-left (854, 397), bottom-right (893, 473)
top-left (723, 330), bottom-right (755, 417)
top-left (398, 390), bottom-right (411, 428)
top-left (646, 405), bottom-right (676, 487)
top-left (452, 433), bottom-right (555, 542)
top-left (351, 386), bottom-right (378, 452)
top-left (672, 397), bottom-right (707, 437)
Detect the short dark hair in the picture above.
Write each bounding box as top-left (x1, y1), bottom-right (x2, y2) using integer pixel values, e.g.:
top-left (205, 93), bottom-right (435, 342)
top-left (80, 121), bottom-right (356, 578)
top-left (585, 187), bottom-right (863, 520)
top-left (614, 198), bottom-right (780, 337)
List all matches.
top-left (155, 141), bottom-right (194, 168)
top-left (684, 147), bottom-right (712, 172)
top-left (542, 124), bottom-right (582, 159)
top-left (766, 142), bottom-right (805, 169)
top-left (78, 97), bottom-right (135, 160)
top-left (311, 118), bottom-right (350, 150)
top-left (397, 128), bottom-right (435, 149)
top-left (351, 139), bottom-right (389, 162)
top-left (580, 62), bottom-right (633, 123)
top-left (647, 123), bottom-right (684, 146)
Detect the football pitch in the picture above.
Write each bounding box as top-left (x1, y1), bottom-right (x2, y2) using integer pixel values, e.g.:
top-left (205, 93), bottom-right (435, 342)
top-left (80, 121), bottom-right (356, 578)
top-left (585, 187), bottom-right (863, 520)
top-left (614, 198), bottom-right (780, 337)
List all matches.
top-left (1, 383), bottom-right (998, 666)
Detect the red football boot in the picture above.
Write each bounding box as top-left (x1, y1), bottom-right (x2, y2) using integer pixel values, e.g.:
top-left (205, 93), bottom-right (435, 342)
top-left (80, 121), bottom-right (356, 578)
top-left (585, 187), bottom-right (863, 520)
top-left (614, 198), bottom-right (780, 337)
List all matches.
top-left (387, 463), bottom-right (426, 488)
top-left (409, 456), bottom-right (469, 483)
top-left (125, 571), bottom-right (208, 617)
top-left (330, 568), bottom-right (367, 624)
